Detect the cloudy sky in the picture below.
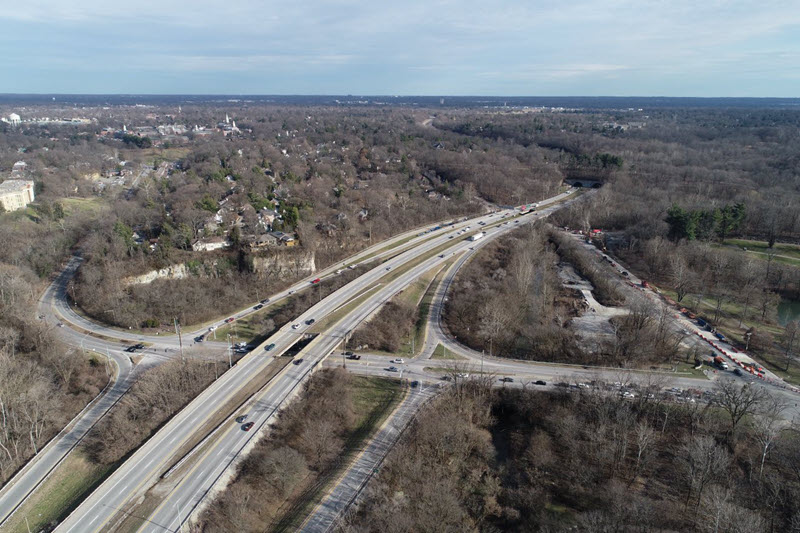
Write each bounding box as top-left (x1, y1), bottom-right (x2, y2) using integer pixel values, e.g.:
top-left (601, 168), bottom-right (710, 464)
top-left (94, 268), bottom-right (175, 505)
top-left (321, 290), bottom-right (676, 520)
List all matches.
top-left (1, 0), bottom-right (798, 96)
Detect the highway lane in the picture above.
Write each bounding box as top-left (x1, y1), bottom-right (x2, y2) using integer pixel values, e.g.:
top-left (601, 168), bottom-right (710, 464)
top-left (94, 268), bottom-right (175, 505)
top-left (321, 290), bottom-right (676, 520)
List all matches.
top-left (300, 384), bottom-right (436, 533)
top-left (55, 194), bottom-right (574, 532)
top-left (0, 349), bottom-right (132, 527)
top-left (45, 205), bottom-right (529, 347)
top-left (138, 199), bottom-right (576, 532)
top-left (3, 204), bottom-right (531, 524)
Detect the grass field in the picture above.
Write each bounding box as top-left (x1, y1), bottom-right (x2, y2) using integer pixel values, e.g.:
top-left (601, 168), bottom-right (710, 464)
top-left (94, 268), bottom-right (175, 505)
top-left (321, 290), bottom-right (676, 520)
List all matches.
top-left (1, 451), bottom-right (112, 533)
top-left (430, 342), bottom-right (467, 360)
top-left (720, 239), bottom-right (800, 267)
top-left (270, 377), bottom-right (404, 532)
top-left (60, 197), bottom-right (109, 215)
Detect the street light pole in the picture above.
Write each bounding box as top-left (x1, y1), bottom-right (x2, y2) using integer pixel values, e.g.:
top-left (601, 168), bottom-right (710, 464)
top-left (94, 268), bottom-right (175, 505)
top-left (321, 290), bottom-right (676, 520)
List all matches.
top-left (227, 334), bottom-right (232, 368)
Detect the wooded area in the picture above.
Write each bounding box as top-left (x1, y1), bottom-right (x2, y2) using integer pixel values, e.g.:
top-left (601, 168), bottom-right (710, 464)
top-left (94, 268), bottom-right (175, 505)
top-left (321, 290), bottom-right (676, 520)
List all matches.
top-left (343, 380), bottom-right (800, 532)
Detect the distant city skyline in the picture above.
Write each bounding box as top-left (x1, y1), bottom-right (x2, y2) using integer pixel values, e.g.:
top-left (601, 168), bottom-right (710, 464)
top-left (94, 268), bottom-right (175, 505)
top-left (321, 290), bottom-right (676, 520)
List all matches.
top-left (1, 0), bottom-right (798, 96)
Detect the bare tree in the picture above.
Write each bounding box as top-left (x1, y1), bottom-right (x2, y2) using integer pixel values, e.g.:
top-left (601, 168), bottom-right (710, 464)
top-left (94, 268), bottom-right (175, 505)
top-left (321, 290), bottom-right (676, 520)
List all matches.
top-left (753, 393), bottom-right (787, 480)
top-left (681, 434), bottom-right (731, 509)
top-left (713, 379), bottom-right (765, 439)
top-left (782, 320), bottom-right (799, 372)
top-left (633, 421), bottom-right (655, 480)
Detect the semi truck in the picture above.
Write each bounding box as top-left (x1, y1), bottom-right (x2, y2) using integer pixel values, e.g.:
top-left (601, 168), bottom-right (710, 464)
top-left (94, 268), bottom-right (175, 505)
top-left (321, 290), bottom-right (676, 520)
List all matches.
top-left (468, 232), bottom-right (485, 242)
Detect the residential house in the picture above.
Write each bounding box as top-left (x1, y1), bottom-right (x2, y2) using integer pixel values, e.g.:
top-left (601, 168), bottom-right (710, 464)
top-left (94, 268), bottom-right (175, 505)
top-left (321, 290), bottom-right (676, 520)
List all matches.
top-left (192, 236), bottom-right (230, 252)
top-left (270, 231), bottom-right (297, 247)
top-left (247, 233), bottom-right (278, 249)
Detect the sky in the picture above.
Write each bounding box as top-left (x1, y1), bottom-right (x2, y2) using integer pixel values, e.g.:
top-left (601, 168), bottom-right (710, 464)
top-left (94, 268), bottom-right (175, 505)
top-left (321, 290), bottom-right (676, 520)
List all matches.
top-left (0, 0), bottom-right (799, 96)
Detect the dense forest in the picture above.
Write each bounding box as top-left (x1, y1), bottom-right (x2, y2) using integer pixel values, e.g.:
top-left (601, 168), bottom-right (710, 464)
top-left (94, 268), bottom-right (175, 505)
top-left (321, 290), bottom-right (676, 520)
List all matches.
top-left (343, 379), bottom-right (800, 533)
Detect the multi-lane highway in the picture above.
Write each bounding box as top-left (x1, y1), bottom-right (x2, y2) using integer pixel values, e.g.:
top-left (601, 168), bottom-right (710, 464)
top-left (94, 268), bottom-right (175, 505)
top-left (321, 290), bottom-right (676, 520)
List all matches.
top-left (54, 191), bottom-right (580, 532)
top-left (0, 199), bottom-right (554, 529)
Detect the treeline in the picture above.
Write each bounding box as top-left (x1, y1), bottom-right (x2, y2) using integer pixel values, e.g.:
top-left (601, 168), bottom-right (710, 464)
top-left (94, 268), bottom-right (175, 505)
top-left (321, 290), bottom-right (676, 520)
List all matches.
top-left (0, 264), bottom-right (107, 485)
top-left (84, 359), bottom-right (219, 465)
top-left (343, 380), bottom-right (800, 532)
top-left (350, 301), bottom-right (416, 353)
top-left (200, 368), bottom-right (360, 531)
top-left (444, 224), bottom-right (579, 361)
top-left (666, 202), bottom-right (746, 242)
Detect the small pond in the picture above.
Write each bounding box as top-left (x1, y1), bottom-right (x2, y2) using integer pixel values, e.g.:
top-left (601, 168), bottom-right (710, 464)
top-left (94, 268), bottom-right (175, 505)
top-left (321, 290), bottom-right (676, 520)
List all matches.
top-left (778, 298), bottom-right (800, 326)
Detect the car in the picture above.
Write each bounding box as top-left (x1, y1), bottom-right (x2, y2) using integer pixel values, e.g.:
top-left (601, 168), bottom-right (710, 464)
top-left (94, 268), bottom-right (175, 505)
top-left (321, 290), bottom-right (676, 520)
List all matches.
top-left (621, 271), bottom-right (629, 277)
top-left (534, 380), bottom-right (547, 386)
top-left (385, 266), bottom-right (391, 271)
top-left (439, 254), bottom-right (445, 258)
top-left (242, 422), bottom-right (255, 431)
top-left (133, 343), bottom-right (145, 350)
top-left (469, 247), bottom-right (474, 250)
top-left (344, 351), bottom-right (355, 356)
top-left (289, 289), bottom-right (296, 295)
top-left (349, 264), bottom-right (357, 269)
top-left (37, 314), bottom-right (45, 320)
top-left (265, 343), bottom-right (276, 351)
top-left (387, 366), bottom-right (399, 372)
top-left (306, 318), bottom-right (316, 325)
top-left (254, 304), bottom-right (263, 310)
top-left (345, 353), bottom-right (361, 360)
top-left (291, 323), bottom-right (300, 330)
top-left (293, 358), bottom-right (304, 365)
top-left (499, 377), bottom-right (514, 383)
top-left (124, 345), bottom-right (137, 352)
top-left (336, 269), bottom-right (344, 274)
top-left (208, 325), bottom-right (217, 332)
top-left (448, 235), bottom-right (454, 239)
top-left (225, 317), bottom-right (235, 323)
top-left (410, 380), bottom-right (419, 388)
top-left (194, 335), bottom-right (205, 342)
top-left (311, 278), bottom-right (321, 284)
top-left (392, 358), bottom-right (405, 364)
top-left (235, 415), bottom-right (248, 423)
top-left (57, 322), bottom-right (64, 327)
top-left (733, 368), bottom-right (743, 376)
top-left (260, 298), bottom-right (270, 304)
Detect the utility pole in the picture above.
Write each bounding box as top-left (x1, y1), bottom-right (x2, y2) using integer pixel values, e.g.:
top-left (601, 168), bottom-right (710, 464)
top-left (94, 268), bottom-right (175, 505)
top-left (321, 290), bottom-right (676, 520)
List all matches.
top-left (174, 318), bottom-right (185, 363)
top-left (227, 334), bottom-right (233, 368)
top-left (341, 333), bottom-right (346, 368)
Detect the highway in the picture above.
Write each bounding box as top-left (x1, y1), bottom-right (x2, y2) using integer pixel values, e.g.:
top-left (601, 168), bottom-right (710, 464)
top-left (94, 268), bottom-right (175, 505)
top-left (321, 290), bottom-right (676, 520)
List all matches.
top-left (300, 384), bottom-right (436, 533)
top-left (0, 201), bottom-right (548, 528)
top-left (55, 191), bottom-right (579, 532)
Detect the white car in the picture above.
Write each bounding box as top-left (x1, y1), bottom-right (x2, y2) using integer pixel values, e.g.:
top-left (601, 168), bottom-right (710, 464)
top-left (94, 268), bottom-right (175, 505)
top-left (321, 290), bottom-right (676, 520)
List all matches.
top-left (392, 358), bottom-right (405, 364)
top-left (208, 325), bottom-right (217, 332)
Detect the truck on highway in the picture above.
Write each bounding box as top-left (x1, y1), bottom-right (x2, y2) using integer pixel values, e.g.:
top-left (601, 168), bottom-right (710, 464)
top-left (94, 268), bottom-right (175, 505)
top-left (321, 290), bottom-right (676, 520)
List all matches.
top-left (713, 355), bottom-right (729, 370)
top-left (468, 232), bottom-right (485, 242)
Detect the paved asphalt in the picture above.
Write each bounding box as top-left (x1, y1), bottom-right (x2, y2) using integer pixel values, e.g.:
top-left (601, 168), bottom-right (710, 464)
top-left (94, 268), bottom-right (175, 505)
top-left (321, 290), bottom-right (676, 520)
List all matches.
top-left (300, 384), bottom-right (436, 533)
top-left (55, 193), bottom-right (576, 533)
top-left (0, 203), bottom-right (532, 529)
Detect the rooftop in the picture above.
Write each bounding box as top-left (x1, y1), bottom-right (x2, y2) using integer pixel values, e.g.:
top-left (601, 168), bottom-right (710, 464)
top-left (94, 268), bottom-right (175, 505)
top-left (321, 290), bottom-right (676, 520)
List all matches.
top-left (0, 179), bottom-right (33, 193)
